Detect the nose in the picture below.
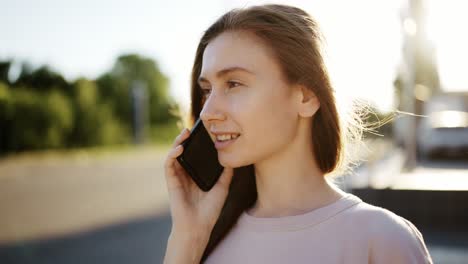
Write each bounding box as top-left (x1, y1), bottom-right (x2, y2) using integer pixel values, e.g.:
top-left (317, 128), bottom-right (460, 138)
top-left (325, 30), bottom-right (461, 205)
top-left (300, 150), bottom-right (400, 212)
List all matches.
top-left (200, 89), bottom-right (227, 124)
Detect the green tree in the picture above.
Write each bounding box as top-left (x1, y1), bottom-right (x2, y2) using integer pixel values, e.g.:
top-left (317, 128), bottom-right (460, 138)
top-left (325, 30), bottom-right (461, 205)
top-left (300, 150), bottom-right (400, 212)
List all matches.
top-left (96, 54), bottom-right (179, 129)
top-left (8, 88), bottom-right (73, 151)
top-left (0, 61), bottom-right (11, 84)
top-left (0, 54), bottom-right (182, 153)
top-left (14, 64), bottom-right (71, 95)
top-left (0, 82), bottom-right (12, 153)
top-left (69, 78), bottom-right (128, 146)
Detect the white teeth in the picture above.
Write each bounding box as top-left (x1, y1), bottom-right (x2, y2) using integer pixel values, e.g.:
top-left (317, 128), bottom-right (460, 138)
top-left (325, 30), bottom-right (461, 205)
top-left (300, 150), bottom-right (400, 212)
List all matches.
top-left (216, 134), bottom-right (240, 141)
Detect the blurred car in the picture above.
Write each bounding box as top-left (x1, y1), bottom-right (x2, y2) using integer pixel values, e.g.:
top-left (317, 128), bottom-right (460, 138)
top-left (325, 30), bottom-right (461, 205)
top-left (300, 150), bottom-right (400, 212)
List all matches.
top-left (417, 92), bottom-right (468, 159)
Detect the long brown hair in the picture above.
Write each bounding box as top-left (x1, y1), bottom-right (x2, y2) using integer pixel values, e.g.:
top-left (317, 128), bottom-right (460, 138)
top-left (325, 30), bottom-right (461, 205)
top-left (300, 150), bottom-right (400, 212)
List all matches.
top-left (183, 4), bottom-right (360, 262)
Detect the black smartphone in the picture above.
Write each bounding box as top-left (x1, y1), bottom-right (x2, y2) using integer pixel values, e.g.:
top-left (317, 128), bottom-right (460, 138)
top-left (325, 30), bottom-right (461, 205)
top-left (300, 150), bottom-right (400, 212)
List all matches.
top-left (176, 118), bottom-right (224, 192)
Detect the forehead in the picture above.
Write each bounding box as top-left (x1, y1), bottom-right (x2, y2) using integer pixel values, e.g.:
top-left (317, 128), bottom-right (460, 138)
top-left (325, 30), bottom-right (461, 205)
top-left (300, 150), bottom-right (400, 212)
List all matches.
top-left (200, 30), bottom-right (279, 78)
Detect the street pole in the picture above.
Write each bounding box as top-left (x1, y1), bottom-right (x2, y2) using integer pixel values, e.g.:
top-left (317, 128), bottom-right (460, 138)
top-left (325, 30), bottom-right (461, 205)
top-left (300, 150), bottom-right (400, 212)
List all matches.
top-left (131, 80), bottom-right (148, 145)
top-left (403, 0), bottom-right (419, 171)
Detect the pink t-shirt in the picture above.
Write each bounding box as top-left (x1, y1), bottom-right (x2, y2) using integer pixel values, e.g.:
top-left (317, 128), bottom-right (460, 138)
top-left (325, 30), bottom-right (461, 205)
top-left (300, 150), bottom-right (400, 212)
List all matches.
top-left (204, 193), bottom-right (433, 263)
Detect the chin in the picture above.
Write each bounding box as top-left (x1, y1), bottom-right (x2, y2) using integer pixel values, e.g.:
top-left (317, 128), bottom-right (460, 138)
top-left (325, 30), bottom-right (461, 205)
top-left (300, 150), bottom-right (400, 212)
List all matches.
top-left (218, 154), bottom-right (247, 168)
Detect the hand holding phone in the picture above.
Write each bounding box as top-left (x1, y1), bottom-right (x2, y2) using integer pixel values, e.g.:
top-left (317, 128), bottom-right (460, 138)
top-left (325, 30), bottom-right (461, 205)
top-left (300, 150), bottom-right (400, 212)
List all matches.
top-left (176, 118), bottom-right (224, 191)
top-left (163, 122), bottom-right (235, 259)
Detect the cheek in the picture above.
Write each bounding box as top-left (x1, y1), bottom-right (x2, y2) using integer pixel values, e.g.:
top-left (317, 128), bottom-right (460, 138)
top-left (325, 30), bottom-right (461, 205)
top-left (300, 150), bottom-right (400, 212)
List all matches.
top-left (251, 85), bottom-right (296, 129)
top-left (236, 83), bottom-right (296, 134)
top-left (229, 89), bottom-right (297, 161)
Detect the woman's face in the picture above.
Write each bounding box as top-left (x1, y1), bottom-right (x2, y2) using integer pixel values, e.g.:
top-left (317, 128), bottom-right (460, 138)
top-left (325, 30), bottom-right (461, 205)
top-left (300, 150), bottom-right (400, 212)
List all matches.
top-left (199, 30), bottom-right (301, 168)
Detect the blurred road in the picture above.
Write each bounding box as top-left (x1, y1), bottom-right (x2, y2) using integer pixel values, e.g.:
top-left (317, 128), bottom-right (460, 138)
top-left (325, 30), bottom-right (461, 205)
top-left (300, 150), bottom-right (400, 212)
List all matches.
top-left (394, 158), bottom-right (468, 190)
top-left (0, 146), bottom-right (172, 244)
top-left (345, 147), bottom-right (468, 191)
top-left (0, 146), bottom-right (467, 263)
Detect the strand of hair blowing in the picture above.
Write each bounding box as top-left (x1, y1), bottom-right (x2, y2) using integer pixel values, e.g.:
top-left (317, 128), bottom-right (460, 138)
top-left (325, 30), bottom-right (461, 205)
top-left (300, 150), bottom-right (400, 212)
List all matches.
top-left (186, 4), bottom-right (344, 262)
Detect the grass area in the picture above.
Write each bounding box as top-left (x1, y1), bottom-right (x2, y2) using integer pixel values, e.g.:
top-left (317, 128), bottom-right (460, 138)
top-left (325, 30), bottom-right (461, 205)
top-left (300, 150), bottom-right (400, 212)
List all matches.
top-left (0, 121), bottom-right (182, 163)
top-left (0, 142), bottom-right (173, 164)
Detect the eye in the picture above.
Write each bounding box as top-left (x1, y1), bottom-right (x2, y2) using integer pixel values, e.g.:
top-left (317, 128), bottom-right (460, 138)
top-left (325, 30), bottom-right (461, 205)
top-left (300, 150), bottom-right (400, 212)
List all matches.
top-left (200, 81), bottom-right (242, 98)
top-left (227, 81), bottom-right (242, 88)
top-left (200, 88), bottom-right (211, 97)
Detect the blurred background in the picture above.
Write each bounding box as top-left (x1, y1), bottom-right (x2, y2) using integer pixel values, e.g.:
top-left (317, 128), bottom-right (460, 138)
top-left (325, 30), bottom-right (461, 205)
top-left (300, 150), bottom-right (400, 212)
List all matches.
top-left (0, 0), bottom-right (467, 263)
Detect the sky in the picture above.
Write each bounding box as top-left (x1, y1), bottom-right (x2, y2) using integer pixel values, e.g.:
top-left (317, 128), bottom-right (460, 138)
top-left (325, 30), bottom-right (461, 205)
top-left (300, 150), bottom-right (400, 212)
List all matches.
top-left (2, 0), bottom-right (463, 116)
top-left (425, 0), bottom-right (468, 92)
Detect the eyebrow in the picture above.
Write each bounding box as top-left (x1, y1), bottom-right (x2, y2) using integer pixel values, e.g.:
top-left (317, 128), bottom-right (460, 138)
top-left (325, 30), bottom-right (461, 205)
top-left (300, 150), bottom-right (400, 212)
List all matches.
top-left (197, 66), bottom-right (254, 85)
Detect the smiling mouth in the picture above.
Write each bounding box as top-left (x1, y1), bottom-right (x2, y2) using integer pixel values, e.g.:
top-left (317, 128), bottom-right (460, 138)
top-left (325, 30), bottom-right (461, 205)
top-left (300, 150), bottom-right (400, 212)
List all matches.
top-left (216, 135), bottom-right (240, 142)
top-left (210, 133), bottom-right (241, 142)
top-left (214, 135), bottom-right (240, 149)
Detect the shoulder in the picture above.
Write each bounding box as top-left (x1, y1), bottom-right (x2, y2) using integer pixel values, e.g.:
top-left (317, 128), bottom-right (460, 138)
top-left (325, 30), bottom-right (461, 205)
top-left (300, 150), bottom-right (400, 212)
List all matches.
top-left (347, 201), bottom-right (421, 240)
top-left (343, 198), bottom-right (433, 263)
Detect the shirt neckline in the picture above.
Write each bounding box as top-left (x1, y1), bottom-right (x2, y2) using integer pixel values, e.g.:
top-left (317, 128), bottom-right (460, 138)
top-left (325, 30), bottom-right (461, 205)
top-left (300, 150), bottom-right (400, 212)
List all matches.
top-left (237, 193), bottom-right (362, 232)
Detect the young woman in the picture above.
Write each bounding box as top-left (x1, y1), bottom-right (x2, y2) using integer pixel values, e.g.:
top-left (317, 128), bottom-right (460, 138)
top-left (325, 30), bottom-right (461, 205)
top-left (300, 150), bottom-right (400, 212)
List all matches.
top-left (163, 4), bottom-right (433, 264)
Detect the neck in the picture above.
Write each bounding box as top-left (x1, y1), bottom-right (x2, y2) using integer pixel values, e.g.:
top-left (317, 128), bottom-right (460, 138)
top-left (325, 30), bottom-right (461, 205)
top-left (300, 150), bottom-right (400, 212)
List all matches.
top-left (248, 127), bottom-right (346, 218)
top-left (250, 167), bottom-right (345, 218)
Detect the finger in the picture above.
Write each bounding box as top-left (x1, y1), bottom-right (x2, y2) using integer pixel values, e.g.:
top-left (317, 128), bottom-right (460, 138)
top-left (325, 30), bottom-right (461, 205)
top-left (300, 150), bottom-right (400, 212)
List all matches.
top-left (164, 145), bottom-right (184, 172)
top-left (171, 128), bottom-right (190, 148)
top-left (164, 145), bottom-right (186, 189)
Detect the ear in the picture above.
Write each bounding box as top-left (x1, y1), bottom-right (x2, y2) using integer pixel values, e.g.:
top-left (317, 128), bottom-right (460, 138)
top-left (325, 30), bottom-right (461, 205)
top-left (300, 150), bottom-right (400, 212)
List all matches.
top-left (296, 85), bottom-right (320, 118)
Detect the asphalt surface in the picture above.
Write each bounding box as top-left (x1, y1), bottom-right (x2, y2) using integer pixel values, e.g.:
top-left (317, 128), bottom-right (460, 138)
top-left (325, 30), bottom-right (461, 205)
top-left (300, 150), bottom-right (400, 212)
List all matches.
top-left (0, 212), bottom-right (172, 264)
